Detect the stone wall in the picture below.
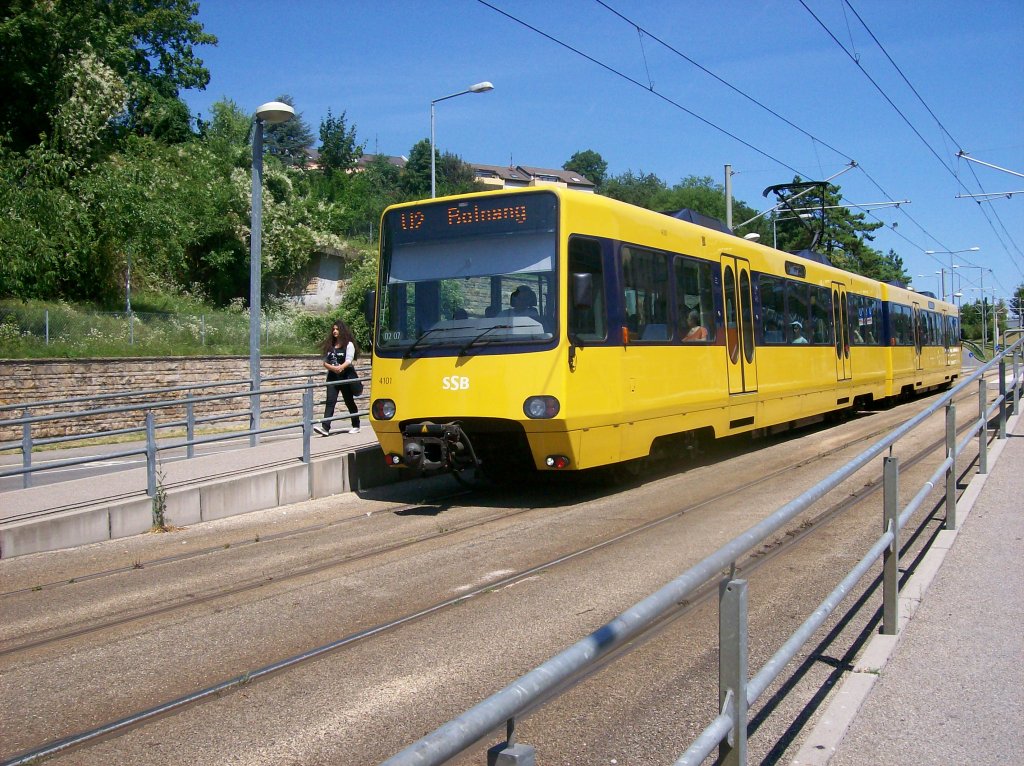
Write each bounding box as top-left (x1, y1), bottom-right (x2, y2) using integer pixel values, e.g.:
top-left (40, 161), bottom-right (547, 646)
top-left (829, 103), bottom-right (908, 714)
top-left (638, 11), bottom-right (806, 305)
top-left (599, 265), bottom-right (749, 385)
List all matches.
top-left (0, 356), bottom-right (371, 441)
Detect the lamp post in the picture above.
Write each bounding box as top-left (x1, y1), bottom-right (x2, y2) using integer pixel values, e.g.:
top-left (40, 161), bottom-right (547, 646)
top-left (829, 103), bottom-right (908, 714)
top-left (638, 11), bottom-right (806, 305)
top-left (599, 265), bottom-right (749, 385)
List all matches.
top-left (924, 246), bottom-right (979, 301)
top-left (430, 81), bottom-right (493, 198)
top-left (250, 100), bottom-right (295, 446)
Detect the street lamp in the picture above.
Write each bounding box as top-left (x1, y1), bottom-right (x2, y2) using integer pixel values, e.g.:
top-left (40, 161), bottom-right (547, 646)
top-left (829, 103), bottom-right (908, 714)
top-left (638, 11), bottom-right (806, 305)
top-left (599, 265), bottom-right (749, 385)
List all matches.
top-left (250, 100), bottom-right (295, 445)
top-left (430, 81), bottom-right (493, 198)
top-left (924, 246), bottom-right (979, 301)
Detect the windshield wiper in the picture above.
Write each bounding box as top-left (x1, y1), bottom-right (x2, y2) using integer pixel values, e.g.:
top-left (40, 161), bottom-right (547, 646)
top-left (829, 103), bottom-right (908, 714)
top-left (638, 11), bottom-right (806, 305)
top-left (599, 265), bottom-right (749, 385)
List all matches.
top-left (458, 324), bottom-right (512, 357)
top-left (403, 327), bottom-right (445, 359)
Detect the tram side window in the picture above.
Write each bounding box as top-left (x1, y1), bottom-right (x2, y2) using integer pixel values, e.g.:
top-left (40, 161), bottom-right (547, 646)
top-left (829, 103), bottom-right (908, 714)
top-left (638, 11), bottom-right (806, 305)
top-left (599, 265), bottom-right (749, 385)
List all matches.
top-left (760, 274), bottom-right (787, 344)
top-left (675, 256), bottom-right (715, 342)
top-left (568, 237), bottom-right (606, 341)
top-left (849, 295), bottom-right (882, 345)
top-left (871, 298), bottom-right (884, 345)
top-left (622, 245), bottom-right (670, 342)
top-left (786, 281), bottom-right (810, 344)
top-left (892, 304), bottom-right (914, 345)
top-left (849, 294), bottom-right (865, 345)
top-left (810, 286), bottom-right (833, 344)
top-left (945, 315), bottom-right (960, 347)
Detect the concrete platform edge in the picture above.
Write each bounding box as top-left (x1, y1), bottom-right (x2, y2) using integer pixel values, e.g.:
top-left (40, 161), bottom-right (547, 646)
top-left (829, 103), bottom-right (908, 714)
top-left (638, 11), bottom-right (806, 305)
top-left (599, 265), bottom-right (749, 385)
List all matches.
top-left (791, 411), bottom-right (1021, 765)
top-left (0, 445), bottom-right (398, 559)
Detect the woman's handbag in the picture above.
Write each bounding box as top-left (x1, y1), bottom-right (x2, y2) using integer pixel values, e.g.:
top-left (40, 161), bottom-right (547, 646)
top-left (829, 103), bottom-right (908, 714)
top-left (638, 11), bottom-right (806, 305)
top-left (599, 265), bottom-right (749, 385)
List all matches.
top-left (341, 365), bottom-right (364, 396)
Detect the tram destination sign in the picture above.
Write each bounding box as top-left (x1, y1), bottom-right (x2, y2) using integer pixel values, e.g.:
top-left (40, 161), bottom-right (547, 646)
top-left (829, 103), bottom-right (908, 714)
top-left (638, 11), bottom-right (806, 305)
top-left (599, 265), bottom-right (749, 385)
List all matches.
top-left (388, 192), bottom-right (557, 244)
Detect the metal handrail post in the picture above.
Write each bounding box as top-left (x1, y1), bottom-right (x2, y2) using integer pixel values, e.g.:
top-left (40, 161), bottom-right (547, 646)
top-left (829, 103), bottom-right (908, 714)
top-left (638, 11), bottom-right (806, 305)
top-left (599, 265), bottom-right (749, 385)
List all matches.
top-left (945, 405), bottom-right (958, 530)
top-left (882, 456), bottom-right (900, 633)
top-left (249, 378), bottom-right (260, 449)
top-left (719, 578), bottom-right (748, 766)
top-left (1014, 351), bottom-right (1021, 413)
top-left (301, 385), bottom-right (312, 465)
top-left (21, 409), bottom-right (32, 489)
top-left (145, 411), bottom-right (157, 497)
top-left (978, 377), bottom-right (988, 474)
top-left (997, 357), bottom-right (1007, 439)
top-left (186, 400), bottom-right (195, 459)
top-left (485, 717), bottom-right (536, 765)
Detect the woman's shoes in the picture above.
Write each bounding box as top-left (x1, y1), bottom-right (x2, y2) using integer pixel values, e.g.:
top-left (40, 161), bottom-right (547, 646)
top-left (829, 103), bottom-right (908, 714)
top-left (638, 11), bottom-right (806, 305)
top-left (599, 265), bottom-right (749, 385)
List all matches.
top-left (313, 425), bottom-right (329, 437)
top-left (348, 427), bottom-right (361, 434)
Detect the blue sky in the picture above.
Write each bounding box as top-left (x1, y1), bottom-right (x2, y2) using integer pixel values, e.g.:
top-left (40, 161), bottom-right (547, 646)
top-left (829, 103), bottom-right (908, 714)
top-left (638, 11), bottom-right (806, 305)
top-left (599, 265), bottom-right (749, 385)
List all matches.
top-left (182, 1), bottom-right (1024, 303)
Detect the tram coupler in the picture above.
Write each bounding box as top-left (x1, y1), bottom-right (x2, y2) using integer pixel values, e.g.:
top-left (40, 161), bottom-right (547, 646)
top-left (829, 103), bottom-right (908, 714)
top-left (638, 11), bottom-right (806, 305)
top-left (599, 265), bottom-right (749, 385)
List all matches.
top-left (401, 421), bottom-right (479, 474)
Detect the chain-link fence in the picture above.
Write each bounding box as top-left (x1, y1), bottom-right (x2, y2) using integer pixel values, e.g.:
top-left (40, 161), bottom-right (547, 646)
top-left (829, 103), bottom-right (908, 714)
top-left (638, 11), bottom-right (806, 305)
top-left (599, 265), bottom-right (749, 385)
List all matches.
top-left (0, 305), bottom-right (314, 358)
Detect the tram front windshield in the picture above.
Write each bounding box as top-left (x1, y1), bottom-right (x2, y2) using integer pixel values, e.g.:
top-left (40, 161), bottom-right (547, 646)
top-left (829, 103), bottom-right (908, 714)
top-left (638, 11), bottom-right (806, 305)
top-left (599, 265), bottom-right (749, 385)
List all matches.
top-left (376, 193), bottom-right (558, 356)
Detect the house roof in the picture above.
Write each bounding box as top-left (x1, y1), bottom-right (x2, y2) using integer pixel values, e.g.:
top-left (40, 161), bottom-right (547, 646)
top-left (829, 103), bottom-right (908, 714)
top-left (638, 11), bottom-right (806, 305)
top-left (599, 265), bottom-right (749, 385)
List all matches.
top-left (355, 153), bottom-right (408, 169)
top-left (468, 163), bottom-right (595, 188)
top-left (515, 165), bottom-right (594, 187)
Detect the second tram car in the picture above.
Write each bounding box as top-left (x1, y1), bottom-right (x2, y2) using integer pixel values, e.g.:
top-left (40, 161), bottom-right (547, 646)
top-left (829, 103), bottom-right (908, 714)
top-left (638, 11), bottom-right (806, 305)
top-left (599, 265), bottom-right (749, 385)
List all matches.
top-left (367, 188), bottom-right (960, 476)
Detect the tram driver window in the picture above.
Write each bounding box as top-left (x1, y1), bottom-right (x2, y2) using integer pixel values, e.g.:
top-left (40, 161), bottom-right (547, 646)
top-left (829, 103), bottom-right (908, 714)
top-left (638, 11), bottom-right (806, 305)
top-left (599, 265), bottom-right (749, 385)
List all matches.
top-left (568, 237), bottom-right (606, 341)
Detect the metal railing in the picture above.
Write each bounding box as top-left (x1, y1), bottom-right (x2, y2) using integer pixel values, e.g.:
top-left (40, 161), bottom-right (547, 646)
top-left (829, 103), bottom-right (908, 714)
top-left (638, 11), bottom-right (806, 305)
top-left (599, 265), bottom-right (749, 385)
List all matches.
top-left (0, 369), bottom-right (370, 496)
top-left (381, 339), bottom-right (1023, 766)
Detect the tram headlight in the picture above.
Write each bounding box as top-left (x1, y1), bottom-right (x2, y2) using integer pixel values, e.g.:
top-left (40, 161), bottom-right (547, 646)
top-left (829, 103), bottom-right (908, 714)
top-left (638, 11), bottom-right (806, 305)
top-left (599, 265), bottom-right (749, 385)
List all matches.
top-left (523, 395), bottom-right (560, 419)
top-left (372, 399), bottom-right (397, 420)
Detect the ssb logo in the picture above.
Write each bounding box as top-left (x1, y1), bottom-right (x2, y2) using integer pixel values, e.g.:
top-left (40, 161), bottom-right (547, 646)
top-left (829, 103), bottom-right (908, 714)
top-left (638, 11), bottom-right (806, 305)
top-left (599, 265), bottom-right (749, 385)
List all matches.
top-left (442, 375), bottom-right (470, 391)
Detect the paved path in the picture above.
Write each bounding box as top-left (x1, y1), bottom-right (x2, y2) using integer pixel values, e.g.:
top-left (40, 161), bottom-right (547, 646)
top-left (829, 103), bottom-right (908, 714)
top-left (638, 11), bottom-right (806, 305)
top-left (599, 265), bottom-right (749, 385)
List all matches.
top-left (796, 411), bottom-right (1024, 765)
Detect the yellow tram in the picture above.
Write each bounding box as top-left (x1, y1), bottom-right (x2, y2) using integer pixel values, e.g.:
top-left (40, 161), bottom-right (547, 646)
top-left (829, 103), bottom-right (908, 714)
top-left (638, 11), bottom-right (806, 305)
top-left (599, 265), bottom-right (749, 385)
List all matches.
top-left (367, 188), bottom-right (960, 476)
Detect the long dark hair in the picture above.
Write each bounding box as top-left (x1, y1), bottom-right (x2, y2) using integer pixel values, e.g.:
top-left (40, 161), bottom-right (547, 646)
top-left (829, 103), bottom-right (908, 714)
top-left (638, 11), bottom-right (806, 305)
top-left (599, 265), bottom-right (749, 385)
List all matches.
top-left (321, 318), bottom-right (360, 359)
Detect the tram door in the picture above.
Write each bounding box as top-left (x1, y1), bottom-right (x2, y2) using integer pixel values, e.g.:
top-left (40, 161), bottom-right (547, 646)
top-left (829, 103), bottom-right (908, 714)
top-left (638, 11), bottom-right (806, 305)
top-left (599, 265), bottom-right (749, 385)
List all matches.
top-left (721, 256), bottom-right (758, 395)
top-left (832, 282), bottom-right (852, 381)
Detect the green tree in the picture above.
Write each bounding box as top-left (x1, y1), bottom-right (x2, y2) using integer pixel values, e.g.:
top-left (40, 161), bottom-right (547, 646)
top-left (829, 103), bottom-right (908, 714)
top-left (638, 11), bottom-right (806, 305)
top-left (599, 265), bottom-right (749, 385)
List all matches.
top-left (262, 94), bottom-right (315, 167)
top-left (436, 150), bottom-right (478, 197)
top-left (338, 249), bottom-right (380, 350)
top-left (1010, 283), bottom-right (1024, 329)
top-left (0, 0), bottom-right (215, 152)
top-left (564, 149), bottom-right (608, 189)
top-left (402, 139), bottom-right (433, 198)
top-left (202, 99), bottom-right (251, 161)
top-left (343, 154), bottom-right (405, 236)
top-left (602, 170), bottom-right (667, 209)
top-left (318, 109), bottom-right (363, 176)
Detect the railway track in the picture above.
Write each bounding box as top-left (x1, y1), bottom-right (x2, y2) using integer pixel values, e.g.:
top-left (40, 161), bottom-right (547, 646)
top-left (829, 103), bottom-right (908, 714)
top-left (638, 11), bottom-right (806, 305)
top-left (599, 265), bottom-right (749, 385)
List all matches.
top-left (0, 393), bottom-right (983, 765)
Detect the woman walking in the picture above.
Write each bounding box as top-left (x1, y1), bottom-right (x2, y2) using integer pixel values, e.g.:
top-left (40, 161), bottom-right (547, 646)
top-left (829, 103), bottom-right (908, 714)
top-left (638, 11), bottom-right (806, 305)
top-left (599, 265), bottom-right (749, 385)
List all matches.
top-left (314, 319), bottom-right (361, 436)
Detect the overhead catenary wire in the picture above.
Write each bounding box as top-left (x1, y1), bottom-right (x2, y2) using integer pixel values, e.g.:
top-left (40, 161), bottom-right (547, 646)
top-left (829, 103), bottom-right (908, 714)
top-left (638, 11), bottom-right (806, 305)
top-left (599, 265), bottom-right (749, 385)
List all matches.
top-left (475, 0), bottom-right (807, 179)
top-left (588, 1), bottom-right (949, 266)
top-left (477, 0), bottom-right (1019, 289)
top-left (803, 0), bottom-right (1023, 279)
top-left (842, 0), bottom-right (1023, 274)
